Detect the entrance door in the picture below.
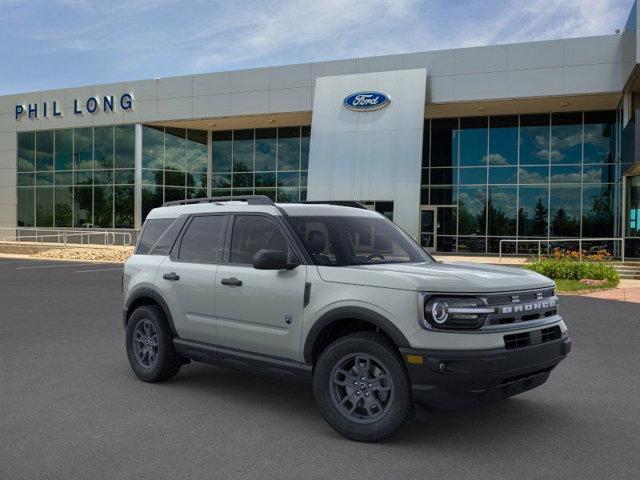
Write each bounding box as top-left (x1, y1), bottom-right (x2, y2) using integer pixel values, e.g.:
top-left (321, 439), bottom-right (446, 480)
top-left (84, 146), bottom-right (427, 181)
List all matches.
top-left (420, 207), bottom-right (437, 252)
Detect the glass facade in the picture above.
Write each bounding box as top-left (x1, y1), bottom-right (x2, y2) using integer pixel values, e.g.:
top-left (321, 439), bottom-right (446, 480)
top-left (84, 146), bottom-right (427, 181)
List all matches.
top-left (211, 126), bottom-right (310, 203)
top-left (17, 126), bottom-right (135, 228)
top-left (421, 111), bottom-right (620, 253)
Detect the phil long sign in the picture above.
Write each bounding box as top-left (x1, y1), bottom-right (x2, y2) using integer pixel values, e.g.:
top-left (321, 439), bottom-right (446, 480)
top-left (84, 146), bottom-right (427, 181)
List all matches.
top-left (343, 91), bottom-right (390, 111)
top-left (15, 93), bottom-right (134, 120)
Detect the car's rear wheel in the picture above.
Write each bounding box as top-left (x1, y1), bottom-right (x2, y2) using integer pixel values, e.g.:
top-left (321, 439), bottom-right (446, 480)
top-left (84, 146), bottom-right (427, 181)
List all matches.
top-left (126, 305), bottom-right (181, 382)
top-left (313, 332), bottom-right (413, 442)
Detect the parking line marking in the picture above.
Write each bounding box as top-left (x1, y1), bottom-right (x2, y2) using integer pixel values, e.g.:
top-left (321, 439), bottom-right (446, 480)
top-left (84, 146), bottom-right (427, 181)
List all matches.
top-left (16, 263), bottom-right (92, 270)
top-left (74, 267), bottom-right (123, 273)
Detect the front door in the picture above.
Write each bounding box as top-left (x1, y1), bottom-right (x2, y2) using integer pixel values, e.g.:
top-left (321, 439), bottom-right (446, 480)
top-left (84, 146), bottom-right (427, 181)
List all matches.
top-left (420, 207), bottom-right (437, 252)
top-left (214, 214), bottom-right (307, 361)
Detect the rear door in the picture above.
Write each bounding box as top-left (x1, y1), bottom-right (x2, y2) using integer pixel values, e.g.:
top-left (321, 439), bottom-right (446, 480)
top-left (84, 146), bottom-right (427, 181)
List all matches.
top-left (214, 214), bottom-right (307, 361)
top-left (156, 214), bottom-right (229, 344)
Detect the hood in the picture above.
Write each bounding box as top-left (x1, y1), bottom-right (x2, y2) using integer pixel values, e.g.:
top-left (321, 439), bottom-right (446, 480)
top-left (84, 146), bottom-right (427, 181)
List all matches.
top-left (316, 261), bottom-right (554, 293)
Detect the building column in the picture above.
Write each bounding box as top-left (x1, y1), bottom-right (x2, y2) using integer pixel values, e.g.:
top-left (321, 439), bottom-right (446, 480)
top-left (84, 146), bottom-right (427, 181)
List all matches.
top-left (134, 124), bottom-right (143, 229)
top-left (207, 130), bottom-right (212, 197)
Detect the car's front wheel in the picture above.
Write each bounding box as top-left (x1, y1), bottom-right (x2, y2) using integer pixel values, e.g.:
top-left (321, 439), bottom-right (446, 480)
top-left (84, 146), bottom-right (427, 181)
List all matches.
top-left (313, 332), bottom-right (413, 442)
top-left (125, 305), bottom-right (181, 382)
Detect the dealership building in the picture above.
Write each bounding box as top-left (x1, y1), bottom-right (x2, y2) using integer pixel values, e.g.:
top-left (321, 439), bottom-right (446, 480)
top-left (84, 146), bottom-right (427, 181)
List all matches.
top-left (2, 5), bottom-right (640, 257)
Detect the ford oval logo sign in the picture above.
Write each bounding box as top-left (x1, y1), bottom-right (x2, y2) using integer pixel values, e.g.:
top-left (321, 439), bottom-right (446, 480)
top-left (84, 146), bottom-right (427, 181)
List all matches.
top-left (343, 91), bottom-right (390, 111)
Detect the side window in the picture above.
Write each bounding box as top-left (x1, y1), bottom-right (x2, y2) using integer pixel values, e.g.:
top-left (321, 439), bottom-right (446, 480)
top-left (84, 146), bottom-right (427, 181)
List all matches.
top-left (149, 215), bottom-right (188, 256)
top-left (229, 215), bottom-right (288, 264)
top-left (136, 218), bottom-right (175, 254)
top-left (177, 215), bottom-right (228, 263)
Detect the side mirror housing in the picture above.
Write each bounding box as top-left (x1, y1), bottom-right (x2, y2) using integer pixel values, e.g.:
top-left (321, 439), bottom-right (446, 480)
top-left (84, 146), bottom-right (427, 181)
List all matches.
top-left (252, 249), bottom-right (299, 270)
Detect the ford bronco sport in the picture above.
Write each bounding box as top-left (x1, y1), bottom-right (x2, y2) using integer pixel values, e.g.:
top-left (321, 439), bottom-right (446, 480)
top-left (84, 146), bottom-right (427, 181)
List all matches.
top-left (123, 195), bottom-right (571, 442)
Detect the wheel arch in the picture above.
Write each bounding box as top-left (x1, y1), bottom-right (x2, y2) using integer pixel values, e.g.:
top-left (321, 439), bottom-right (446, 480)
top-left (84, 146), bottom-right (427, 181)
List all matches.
top-left (303, 306), bottom-right (411, 364)
top-left (124, 287), bottom-right (178, 337)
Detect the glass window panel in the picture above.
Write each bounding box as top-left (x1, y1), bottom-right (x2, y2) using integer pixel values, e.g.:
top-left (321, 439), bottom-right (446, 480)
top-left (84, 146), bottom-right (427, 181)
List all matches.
top-left (277, 171), bottom-right (299, 187)
top-left (94, 126), bottom-right (114, 169)
top-left (186, 171), bottom-right (207, 189)
top-left (17, 188), bottom-right (34, 226)
top-left (74, 127), bottom-right (94, 170)
top-left (54, 129), bottom-right (73, 171)
top-left (550, 185), bottom-right (580, 237)
top-left (551, 112), bottom-right (582, 165)
top-left (93, 186), bottom-right (113, 228)
top-left (142, 185), bottom-right (163, 222)
top-left (114, 169), bottom-right (134, 185)
top-left (518, 186), bottom-right (548, 236)
top-left (421, 187), bottom-right (428, 204)
top-left (233, 173), bottom-right (253, 188)
top-left (230, 215), bottom-right (287, 264)
top-left (115, 124), bottom-right (135, 169)
top-left (582, 184), bottom-right (614, 237)
top-left (255, 172), bottom-right (276, 188)
top-left (584, 111), bottom-right (615, 164)
top-left (459, 117), bottom-right (487, 166)
top-left (75, 170), bottom-right (93, 186)
top-left (301, 126), bottom-right (310, 171)
top-left (35, 172), bottom-right (53, 186)
top-left (212, 188), bottom-right (231, 197)
top-left (18, 172), bottom-right (34, 187)
top-left (430, 118), bottom-right (458, 167)
top-left (422, 119), bottom-right (430, 168)
top-left (35, 186), bottom-right (54, 227)
top-left (550, 165), bottom-right (581, 183)
top-left (519, 166), bottom-right (548, 184)
top-left (142, 126), bottom-right (164, 169)
top-left (255, 128), bottom-right (277, 171)
top-left (488, 166), bottom-right (517, 184)
top-left (437, 206), bottom-right (457, 236)
top-left (583, 164), bottom-right (615, 184)
top-left (300, 171), bottom-right (308, 187)
top-left (164, 170), bottom-right (185, 187)
top-left (488, 115), bottom-right (517, 166)
top-left (114, 186), bottom-right (134, 228)
top-left (18, 132), bottom-right (35, 172)
top-left (459, 167), bottom-right (486, 185)
top-left (430, 186), bottom-right (456, 205)
top-left (212, 174), bottom-right (231, 189)
top-left (277, 187), bottom-right (299, 203)
top-left (142, 169), bottom-right (163, 186)
top-left (519, 114), bottom-right (549, 165)
top-left (179, 215), bottom-right (228, 263)
top-left (186, 129), bottom-right (208, 173)
top-left (232, 188), bottom-right (254, 196)
top-left (212, 131), bottom-right (232, 172)
top-left (164, 186), bottom-right (185, 202)
top-left (277, 126), bottom-right (300, 171)
top-left (74, 186), bottom-right (93, 227)
top-left (233, 129), bottom-right (253, 172)
top-left (35, 130), bottom-right (54, 171)
top-left (430, 168), bottom-right (454, 185)
top-left (457, 187), bottom-right (486, 236)
top-left (300, 188), bottom-right (307, 202)
top-left (457, 237), bottom-right (487, 253)
top-left (187, 188), bottom-right (207, 199)
top-left (255, 188), bottom-right (276, 202)
top-left (165, 127), bottom-right (186, 171)
top-left (421, 169), bottom-right (429, 185)
top-left (94, 169), bottom-right (113, 185)
top-left (488, 186), bottom-right (517, 236)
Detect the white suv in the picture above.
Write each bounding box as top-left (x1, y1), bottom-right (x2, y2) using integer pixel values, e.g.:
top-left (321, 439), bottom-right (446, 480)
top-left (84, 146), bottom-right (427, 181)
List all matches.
top-left (122, 195), bottom-right (571, 442)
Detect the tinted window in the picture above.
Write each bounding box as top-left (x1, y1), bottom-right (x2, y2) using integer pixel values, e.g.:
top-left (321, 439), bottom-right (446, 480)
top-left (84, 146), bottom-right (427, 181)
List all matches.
top-left (136, 218), bottom-right (175, 254)
top-left (230, 216), bottom-right (288, 264)
top-left (178, 215), bottom-right (228, 263)
top-left (149, 215), bottom-right (188, 255)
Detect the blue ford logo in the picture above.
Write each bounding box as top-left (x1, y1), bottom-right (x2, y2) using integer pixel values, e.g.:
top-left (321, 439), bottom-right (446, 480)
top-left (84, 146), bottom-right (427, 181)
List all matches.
top-left (343, 91), bottom-right (390, 111)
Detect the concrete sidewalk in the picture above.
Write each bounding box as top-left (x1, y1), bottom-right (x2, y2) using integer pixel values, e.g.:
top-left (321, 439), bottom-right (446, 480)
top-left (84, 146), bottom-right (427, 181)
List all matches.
top-left (580, 279), bottom-right (640, 303)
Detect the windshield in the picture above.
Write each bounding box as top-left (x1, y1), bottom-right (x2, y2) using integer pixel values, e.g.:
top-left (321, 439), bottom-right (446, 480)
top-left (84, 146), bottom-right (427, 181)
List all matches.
top-left (287, 215), bottom-right (433, 266)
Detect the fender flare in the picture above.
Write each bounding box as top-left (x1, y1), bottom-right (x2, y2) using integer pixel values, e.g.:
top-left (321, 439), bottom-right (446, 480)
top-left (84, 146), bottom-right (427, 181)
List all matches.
top-left (303, 306), bottom-right (411, 364)
top-left (124, 286), bottom-right (178, 336)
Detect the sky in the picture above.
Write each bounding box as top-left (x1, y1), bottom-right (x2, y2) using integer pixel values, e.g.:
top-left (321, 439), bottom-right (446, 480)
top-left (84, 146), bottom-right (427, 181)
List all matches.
top-left (0, 0), bottom-right (636, 95)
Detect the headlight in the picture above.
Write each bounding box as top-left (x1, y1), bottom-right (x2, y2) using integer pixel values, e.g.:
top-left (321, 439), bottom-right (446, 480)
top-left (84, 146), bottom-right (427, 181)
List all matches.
top-left (422, 297), bottom-right (495, 330)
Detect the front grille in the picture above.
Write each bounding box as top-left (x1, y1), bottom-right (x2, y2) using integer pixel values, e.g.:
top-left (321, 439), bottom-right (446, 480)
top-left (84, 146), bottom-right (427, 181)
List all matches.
top-left (504, 326), bottom-right (562, 350)
top-left (484, 289), bottom-right (558, 327)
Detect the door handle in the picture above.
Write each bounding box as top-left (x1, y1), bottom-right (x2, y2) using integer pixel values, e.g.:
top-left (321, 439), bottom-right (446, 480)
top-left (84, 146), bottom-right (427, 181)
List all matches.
top-left (163, 272), bottom-right (180, 281)
top-left (221, 277), bottom-right (242, 287)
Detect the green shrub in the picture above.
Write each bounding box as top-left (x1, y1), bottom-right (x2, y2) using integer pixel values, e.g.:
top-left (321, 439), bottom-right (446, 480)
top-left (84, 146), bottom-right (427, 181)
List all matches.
top-left (524, 259), bottom-right (619, 285)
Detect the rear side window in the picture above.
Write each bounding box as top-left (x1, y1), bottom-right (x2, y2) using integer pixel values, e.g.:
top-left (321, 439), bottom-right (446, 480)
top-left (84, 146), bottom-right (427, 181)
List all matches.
top-left (136, 218), bottom-right (175, 254)
top-left (229, 215), bottom-right (288, 264)
top-left (149, 215), bottom-right (188, 256)
top-left (177, 215), bottom-right (228, 263)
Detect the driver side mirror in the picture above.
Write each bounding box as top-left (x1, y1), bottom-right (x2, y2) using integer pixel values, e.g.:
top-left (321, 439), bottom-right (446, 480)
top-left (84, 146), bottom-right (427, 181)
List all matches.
top-left (252, 249), bottom-right (299, 270)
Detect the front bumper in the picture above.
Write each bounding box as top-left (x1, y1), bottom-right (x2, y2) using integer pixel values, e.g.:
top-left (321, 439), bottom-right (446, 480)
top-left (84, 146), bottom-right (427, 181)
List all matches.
top-left (400, 334), bottom-right (571, 411)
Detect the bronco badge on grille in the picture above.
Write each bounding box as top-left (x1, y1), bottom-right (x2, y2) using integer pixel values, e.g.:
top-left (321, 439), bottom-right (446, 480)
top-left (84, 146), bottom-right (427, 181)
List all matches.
top-left (501, 298), bottom-right (557, 314)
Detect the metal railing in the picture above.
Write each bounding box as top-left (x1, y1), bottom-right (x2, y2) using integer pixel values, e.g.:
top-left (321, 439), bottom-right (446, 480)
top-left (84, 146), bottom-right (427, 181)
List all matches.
top-left (0, 228), bottom-right (132, 248)
top-left (498, 238), bottom-right (625, 262)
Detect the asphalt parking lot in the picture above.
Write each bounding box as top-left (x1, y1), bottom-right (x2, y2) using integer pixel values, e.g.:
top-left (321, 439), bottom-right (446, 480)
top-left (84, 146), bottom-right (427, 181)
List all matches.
top-left (1, 258), bottom-right (639, 480)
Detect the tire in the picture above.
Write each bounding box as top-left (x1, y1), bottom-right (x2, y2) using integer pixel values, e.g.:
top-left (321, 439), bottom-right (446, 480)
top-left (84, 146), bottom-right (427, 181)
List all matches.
top-left (125, 305), bottom-right (181, 382)
top-left (313, 331), bottom-right (413, 442)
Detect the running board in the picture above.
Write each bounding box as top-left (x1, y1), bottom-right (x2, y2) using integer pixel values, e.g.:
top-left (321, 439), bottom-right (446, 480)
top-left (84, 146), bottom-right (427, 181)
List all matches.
top-left (173, 338), bottom-right (312, 383)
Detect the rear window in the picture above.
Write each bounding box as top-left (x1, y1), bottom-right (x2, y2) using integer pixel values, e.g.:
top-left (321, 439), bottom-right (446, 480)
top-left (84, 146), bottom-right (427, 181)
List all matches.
top-left (149, 215), bottom-right (189, 256)
top-left (136, 218), bottom-right (175, 254)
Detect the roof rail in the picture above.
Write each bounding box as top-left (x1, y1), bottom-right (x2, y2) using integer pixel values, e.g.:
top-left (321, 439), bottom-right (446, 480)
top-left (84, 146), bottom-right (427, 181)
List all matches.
top-left (303, 200), bottom-right (368, 210)
top-left (162, 195), bottom-right (275, 207)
